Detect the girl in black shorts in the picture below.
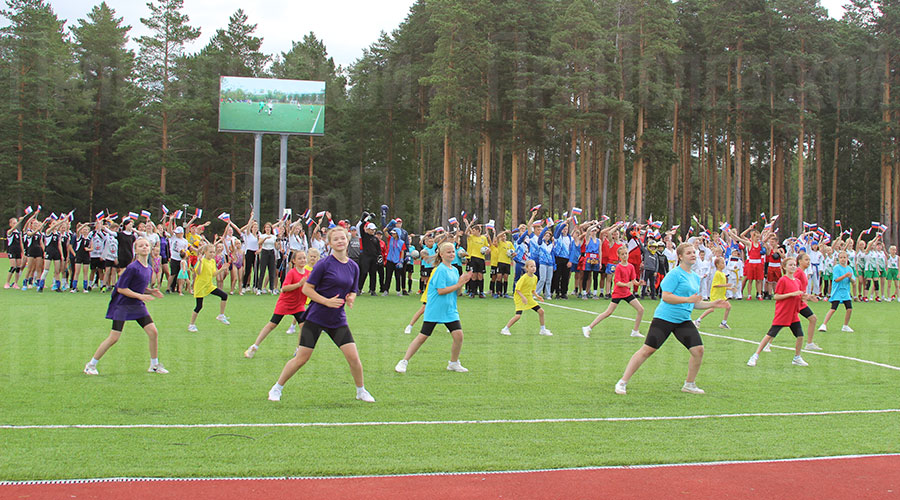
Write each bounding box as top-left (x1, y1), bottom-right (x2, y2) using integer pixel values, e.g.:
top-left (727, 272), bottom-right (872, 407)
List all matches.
top-left (70, 223), bottom-right (93, 293)
top-left (5, 216), bottom-right (25, 288)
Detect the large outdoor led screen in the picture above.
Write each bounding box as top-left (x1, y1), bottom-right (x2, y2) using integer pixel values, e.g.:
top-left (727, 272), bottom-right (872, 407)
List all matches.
top-left (218, 76), bottom-right (325, 135)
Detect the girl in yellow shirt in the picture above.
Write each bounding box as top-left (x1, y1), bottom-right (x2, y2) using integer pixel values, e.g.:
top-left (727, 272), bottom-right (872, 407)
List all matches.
top-left (188, 244), bottom-right (231, 332)
top-left (500, 260), bottom-right (552, 336)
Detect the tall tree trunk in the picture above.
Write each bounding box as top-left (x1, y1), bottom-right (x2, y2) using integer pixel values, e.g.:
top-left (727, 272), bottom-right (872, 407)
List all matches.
top-left (481, 100), bottom-right (492, 221)
top-left (670, 98), bottom-right (679, 223)
top-left (775, 141), bottom-right (785, 219)
top-left (497, 145), bottom-right (505, 229)
top-left (797, 39), bottom-right (806, 233)
top-left (733, 43), bottom-right (743, 228)
top-left (769, 88), bottom-right (775, 217)
top-left (441, 133), bottom-right (451, 224)
top-left (815, 130), bottom-right (823, 223)
top-left (882, 50), bottom-right (893, 235)
top-left (308, 137), bottom-right (314, 211)
top-left (831, 98), bottom-right (840, 225)
top-left (569, 128), bottom-right (577, 213)
top-left (711, 130), bottom-right (718, 222)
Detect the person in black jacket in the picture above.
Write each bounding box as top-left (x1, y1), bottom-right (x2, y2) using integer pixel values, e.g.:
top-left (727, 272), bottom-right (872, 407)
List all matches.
top-left (358, 213), bottom-right (381, 296)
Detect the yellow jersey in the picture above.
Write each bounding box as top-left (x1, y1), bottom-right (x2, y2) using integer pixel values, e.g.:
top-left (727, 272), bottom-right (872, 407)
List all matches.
top-left (193, 257), bottom-right (217, 298)
top-left (495, 240), bottom-right (514, 265)
top-left (467, 234), bottom-right (489, 260)
top-left (514, 273), bottom-right (539, 310)
top-left (710, 270), bottom-right (728, 301)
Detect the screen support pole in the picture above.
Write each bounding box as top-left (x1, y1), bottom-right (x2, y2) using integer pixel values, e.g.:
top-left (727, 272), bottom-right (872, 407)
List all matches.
top-left (253, 133), bottom-right (262, 223)
top-left (279, 134), bottom-right (288, 219)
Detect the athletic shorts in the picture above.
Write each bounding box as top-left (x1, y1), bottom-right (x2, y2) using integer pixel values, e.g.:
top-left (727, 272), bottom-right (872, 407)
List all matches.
top-left (604, 263), bottom-right (617, 274)
top-left (7, 247), bottom-right (22, 259)
top-left (864, 270), bottom-right (876, 279)
top-left (44, 248), bottom-right (61, 261)
top-left (90, 257), bottom-right (105, 271)
top-left (105, 259), bottom-right (117, 269)
top-left (745, 262), bottom-right (764, 281)
top-left (298, 320), bottom-right (354, 349)
top-left (421, 267), bottom-right (433, 279)
top-left (611, 294), bottom-right (637, 304)
top-left (420, 320), bottom-right (462, 336)
top-left (515, 305), bottom-right (541, 315)
top-left (406, 263), bottom-right (414, 273)
top-left (644, 318), bottom-right (703, 350)
top-left (161, 257), bottom-right (169, 265)
top-left (799, 306), bottom-right (814, 319)
top-left (111, 315), bottom-right (153, 332)
top-left (497, 263), bottom-right (511, 275)
top-left (75, 252), bottom-right (90, 265)
top-left (469, 257), bottom-right (486, 274)
top-left (766, 321), bottom-right (804, 338)
top-left (822, 272), bottom-right (832, 280)
top-left (490, 266), bottom-right (497, 278)
top-left (270, 311), bottom-right (306, 326)
top-left (887, 268), bottom-right (899, 281)
top-left (830, 300), bottom-right (852, 310)
top-left (766, 266), bottom-right (783, 282)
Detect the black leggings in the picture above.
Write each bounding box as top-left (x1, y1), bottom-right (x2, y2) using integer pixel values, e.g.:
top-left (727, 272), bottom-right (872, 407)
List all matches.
top-left (384, 262), bottom-right (404, 292)
top-left (552, 256), bottom-right (570, 295)
top-left (168, 260), bottom-right (182, 292)
top-left (256, 249), bottom-right (276, 291)
top-left (358, 254), bottom-right (379, 293)
top-left (111, 315), bottom-right (153, 332)
top-left (581, 270), bottom-right (599, 291)
top-left (194, 288), bottom-right (228, 313)
top-left (242, 250), bottom-right (257, 288)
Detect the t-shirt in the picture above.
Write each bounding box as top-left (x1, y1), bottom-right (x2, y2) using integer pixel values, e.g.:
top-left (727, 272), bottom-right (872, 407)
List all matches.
top-left (773, 276), bottom-right (801, 326)
top-left (793, 268), bottom-right (809, 308)
top-left (514, 273), bottom-right (538, 310)
top-left (495, 240), bottom-right (514, 265)
top-left (654, 266), bottom-right (701, 323)
top-left (830, 263), bottom-right (854, 302)
top-left (304, 255), bottom-right (360, 328)
top-left (170, 237), bottom-right (189, 261)
top-left (105, 259), bottom-right (152, 321)
top-left (710, 270), bottom-right (728, 301)
top-left (612, 263), bottom-right (636, 298)
top-left (193, 257), bottom-right (217, 298)
top-left (274, 267), bottom-right (311, 315)
top-left (424, 263), bottom-right (460, 323)
top-left (467, 234), bottom-right (490, 260)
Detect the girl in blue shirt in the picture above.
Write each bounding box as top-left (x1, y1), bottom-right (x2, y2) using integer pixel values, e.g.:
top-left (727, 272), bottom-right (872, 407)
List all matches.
top-left (817, 251), bottom-right (855, 333)
top-left (551, 221), bottom-right (573, 298)
top-left (395, 242), bottom-right (473, 374)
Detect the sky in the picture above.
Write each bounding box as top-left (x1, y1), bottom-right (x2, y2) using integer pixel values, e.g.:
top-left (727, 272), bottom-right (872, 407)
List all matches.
top-left (40, 0), bottom-right (847, 70)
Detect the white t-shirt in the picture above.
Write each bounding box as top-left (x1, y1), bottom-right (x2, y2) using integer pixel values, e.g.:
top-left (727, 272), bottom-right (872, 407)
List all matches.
top-left (170, 236), bottom-right (189, 261)
top-left (289, 233), bottom-right (308, 251)
top-left (259, 234), bottom-right (277, 251)
top-left (242, 231), bottom-right (259, 252)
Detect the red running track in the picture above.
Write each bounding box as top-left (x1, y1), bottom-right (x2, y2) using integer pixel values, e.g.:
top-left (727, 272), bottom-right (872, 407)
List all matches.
top-left (3, 454), bottom-right (897, 500)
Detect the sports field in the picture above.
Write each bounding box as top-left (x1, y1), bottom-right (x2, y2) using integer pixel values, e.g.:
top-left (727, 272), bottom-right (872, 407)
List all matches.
top-left (218, 101), bottom-right (324, 135)
top-left (1, 278), bottom-right (898, 481)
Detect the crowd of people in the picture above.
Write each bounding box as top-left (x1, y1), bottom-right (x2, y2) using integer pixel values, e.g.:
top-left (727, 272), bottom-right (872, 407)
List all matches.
top-left (4, 204), bottom-right (894, 398)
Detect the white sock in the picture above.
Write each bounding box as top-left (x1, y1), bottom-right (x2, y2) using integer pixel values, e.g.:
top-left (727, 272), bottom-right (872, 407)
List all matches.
top-left (252, 344), bottom-right (259, 349)
top-left (40, 270), bottom-right (48, 280)
top-left (274, 383), bottom-right (284, 391)
top-left (150, 358), bottom-right (158, 365)
top-left (89, 358), bottom-right (99, 367)
top-left (356, 385), bottom-right (366, 393)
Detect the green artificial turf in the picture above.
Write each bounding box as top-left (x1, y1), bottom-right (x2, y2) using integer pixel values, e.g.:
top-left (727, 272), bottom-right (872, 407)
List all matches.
top-left (218, 102), bottom-right (324, 135)
top-left (1, 277), bottom-right (898, 480)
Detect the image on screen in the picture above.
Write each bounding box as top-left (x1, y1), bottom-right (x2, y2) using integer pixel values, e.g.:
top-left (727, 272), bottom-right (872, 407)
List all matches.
top-left (219, 76), bottom-right (325, 135)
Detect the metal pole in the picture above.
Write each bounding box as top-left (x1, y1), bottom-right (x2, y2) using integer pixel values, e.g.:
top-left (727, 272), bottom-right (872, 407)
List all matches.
top-left (279, 134), bottom-right (288, 218)
top-left (253, 133), bottom-right (262, 223)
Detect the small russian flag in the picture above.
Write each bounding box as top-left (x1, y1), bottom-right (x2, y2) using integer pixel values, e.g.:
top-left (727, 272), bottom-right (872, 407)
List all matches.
top-left (880, 224), bottom-right (888, 232)
top-left (701, 230), bottom-right (711, 238)
top-left (485, 220), bottom-right (495, 230)
top-left (95, 211), bottom-right (104, 221)
top-left (24, 206), bottom-right (33, 215)
top-left (720, 222), bottom-right (731, 232)
top-left (67, 210), bottom-right (75, 221)
top-left (461, 210), bottom-right (467, 220)
top-left (770, 214), bottom-right (780, 222)
top-left (600, 215), bottom-right (610, 222)
top-left (834, 219), bottom-right (841, 227)
top-left (816, 227), bottom-right (826, 236)
top-left (193, 208), bottom-right (202, 219)
top-left (687, 226), bottom-right (694, 236)
top-left (531, 204), bottom-right (542, 212)
top-left (760, 212), bottom-right (766, 219)
top-left (36, 205), bottom-right (42, 212)
top-left (572, 215), bottom-right (578, 224)
top-left (871, 221), bottom-right (881, 230)
top-left (764, 222), bottom-right (772, 231)
top-left (128, 212), bottom-right (139, 220)
top-left (316, 211), bottom-right (326, 218)
top-left (572, 207), bottom-right (583, 215)
top-left (161, 204), bottom-right (169, 215)
top-left (306, 218), bottom-right (315, 227)
top-left (50, 213), bottom-right (59, 220)
top-left (448, 217), bottom-right (458, 225)
top-left (651, 220), bottom-right (663, 229)
top-left (546, 217), bottom-right (554, 226)
top-left (140, 210), bottom-right (151, 219)
top-left (301, 208), bottom-right (311, 219)
top-left (670, 225), bottom-right (680, 231)
top-left (218, 212), bottom-right (230, 221)
top-left (173, 210), bottom-right (182, 220)
top-left (803, 221), bottom-right (811, 230)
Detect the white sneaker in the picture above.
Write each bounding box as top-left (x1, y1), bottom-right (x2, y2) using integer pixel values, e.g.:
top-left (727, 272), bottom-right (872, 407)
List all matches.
top-left (818, 324), bottom-right (827, 332)
top-left (268, 386), bottom-right (282, 401)
top-left (500, 327), bottom-right (511, 336)
top-left (630, 330), bottom-right (644, 338)
top-left (539, 328), bottom-right (553, 336)
top-left (792, 355), bottom-right (809, 367)
top-left (397, 291), bottom-right (402, 297)
top-left (394, 359), bottom-right (408, 373)
top-left (287, 324), bottom-right (297, 335)
top-left (747, 353), bottom-right (758, 367)
top-left (447, 360), bottom-right (468, 372)
top-left (404, 325), bottom-right (412, 334)
top-left (356, 388), bottom-right (375, 402)
top-left (83, 363), bottom-right (98, 375)
top-left (614, 380), bottom-right (627, 395)
top-left (763, 344), bottom-right (771, 352)
top-left (582, 326), bottom-right (591, 338)
top-left (693, 319), bottom-right (701, 327)
top-left (244, 345), bottom-right (257, 358)
top-left (187, 324), bottom-right (198, 332)
top-left (719, 322), bottom-right (731, 329)
top-left (216, 314), bottom-right (230, 325)
top-left (681, 382), bottom-right (705, 394)
top-left (256, 289), bottom-right (261, 296)
top-left (805, 342), bottom-right (822, 351)
top-left (841, 325), bottom-right (854, 333)
top-left (148, 363), bottom-right (168, 374)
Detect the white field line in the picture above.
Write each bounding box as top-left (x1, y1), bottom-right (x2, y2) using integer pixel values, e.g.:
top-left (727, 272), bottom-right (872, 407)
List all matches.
top-left (310, 106), bottom-right (322, 134)
top-left (2, 408), bottom-right (898, 431)
top-left (2, 453), bottom-right (898, 485)
top-left (542, 302), bottom-right (900, 371)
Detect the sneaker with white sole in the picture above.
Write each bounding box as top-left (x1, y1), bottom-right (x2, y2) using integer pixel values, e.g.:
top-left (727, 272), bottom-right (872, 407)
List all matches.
top-left (268, 386), bottom-right (282, 401)
top-left (404, 325), bottom-right (412, 334)
top-left (614, 380), bottom-right (627, 395)
top-left (356, 388), bottom-right (375, 402)
top-left (763, 344), bottom-right (772, 352)
top-left (719, 322), bottom-right (731, 329)
top-left (286, 324), bottom-right (296, 335)
top-left (805, 342), bottom-right (822, 351)
top-left (447, 360), bottom-right (468, 372)
top-left (244, 345), bottom-right (258, 358)
top-left (83, 363), bottom-right (98, 375)
top-left (539, 328), bottom-right (553, 336)
top-left (216, 314), bottom-right (230, 325)
top-left (792, 355), bottom-right (809, 367)
top-left (395, 359), bottom-right (408, 373)
top-left (188, 324), bottom-right (198, 332)
top-left (148, 363), bottom-right (168, 374)
top-left (693, 319), bottom-right (701, 327)
top-left (500, 327), bottom-right (511, 336)
top-left (818, 324), bottom-right (827, 332)
top-left (630, 330), bottom-right (644, 338)
top-left (841, 325), bottom-right (854, 333)
top-left (747, 353), bottom-right (759, 367)
top-left (681, 382), bottom-right (705, 394)
top-left (582, 326), bottom-right (591, 338)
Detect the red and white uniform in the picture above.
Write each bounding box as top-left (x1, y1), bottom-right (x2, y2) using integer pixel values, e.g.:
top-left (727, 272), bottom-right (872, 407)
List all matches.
top-left (745, 242), bottom-right (764, 280)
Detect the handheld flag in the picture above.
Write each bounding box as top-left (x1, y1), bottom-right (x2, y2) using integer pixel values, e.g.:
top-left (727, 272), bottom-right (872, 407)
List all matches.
top-left (670, 224), bottom-right (680, 231)
top-left (306, 218), bottom-right (315, 227)
top-left (24, 206), bottom-right (33, 215)
top-left (485, 220), bottom-right (495, 230)
top-left (720, 222), bottom-right (731, 232)
top-left (448, 217), bottom-right (458, 225)
top-left (218, 213), bottom-right (231, 221)
top-left (834, 220), bottom-right (841, 227)
top-left (161, 204), bottom-right (170, 215)
top-left (461, 210), bottom-right (467, 220)
top-left (872, 221), bottom-right (881, 231)
top-left (141, 210), bottom-right (152, 219)
top-left (316, 211), bottom-right (326, 218)
top-left (95, 211), bottom-right (104, 221)
top-left (760, 212), bottom-right (766, 219)
top-left (128, 212), bottom-right (139, 220)
top-left (173, 210), bottom-right (182, 220)
top-left (880, 224), bottom-right (888, 233)
top-left (67, 210), bottom-right (75, 221)
top-left (572, 207), bottom-right (583, 215)
top-left (193, 208), bottom-right (202, 219)
top-left (600, 215), bottom-right (610, 222)
top-left (301, 208), bottom-right (311, 219)
top-left (687, 226), bottom-right (694, 236)
top-left (50, 213), bottom-right (59, 221)
top-left (530, 204), bottom-right (542, 212)
top-left (770, 214), bottom-right (780, 222)
top-left (546, 217), bottom-right (554, 226)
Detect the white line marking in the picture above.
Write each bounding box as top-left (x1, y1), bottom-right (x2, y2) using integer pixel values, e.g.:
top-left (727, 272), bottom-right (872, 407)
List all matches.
top-left (310, 107), bottom-right (322, 134)
top-left (2, 453), bottom-right (898, 485)
top-left (543, 302), bottom-right (900, 371)
top-left (2, 408), bottom-right (898, 430)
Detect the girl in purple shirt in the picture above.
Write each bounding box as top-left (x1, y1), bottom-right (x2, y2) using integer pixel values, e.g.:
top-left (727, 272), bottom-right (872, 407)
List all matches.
top-left (268, 226), bottom-right (374, 403)
top-left (84, 237), bottom-right (168, 375)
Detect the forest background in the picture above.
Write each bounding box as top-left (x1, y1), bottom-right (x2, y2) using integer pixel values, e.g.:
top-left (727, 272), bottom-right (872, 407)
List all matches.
top-left (2, 0), bottom-right (899, 240)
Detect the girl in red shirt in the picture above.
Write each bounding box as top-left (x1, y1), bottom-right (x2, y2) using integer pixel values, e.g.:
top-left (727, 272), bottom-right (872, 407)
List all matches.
top-left (747, 257), bottom-right (811, 367)
top-left (582, 246), bottom-right (645, 339)
top-left (244, 251), bottom-right (311, 358)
